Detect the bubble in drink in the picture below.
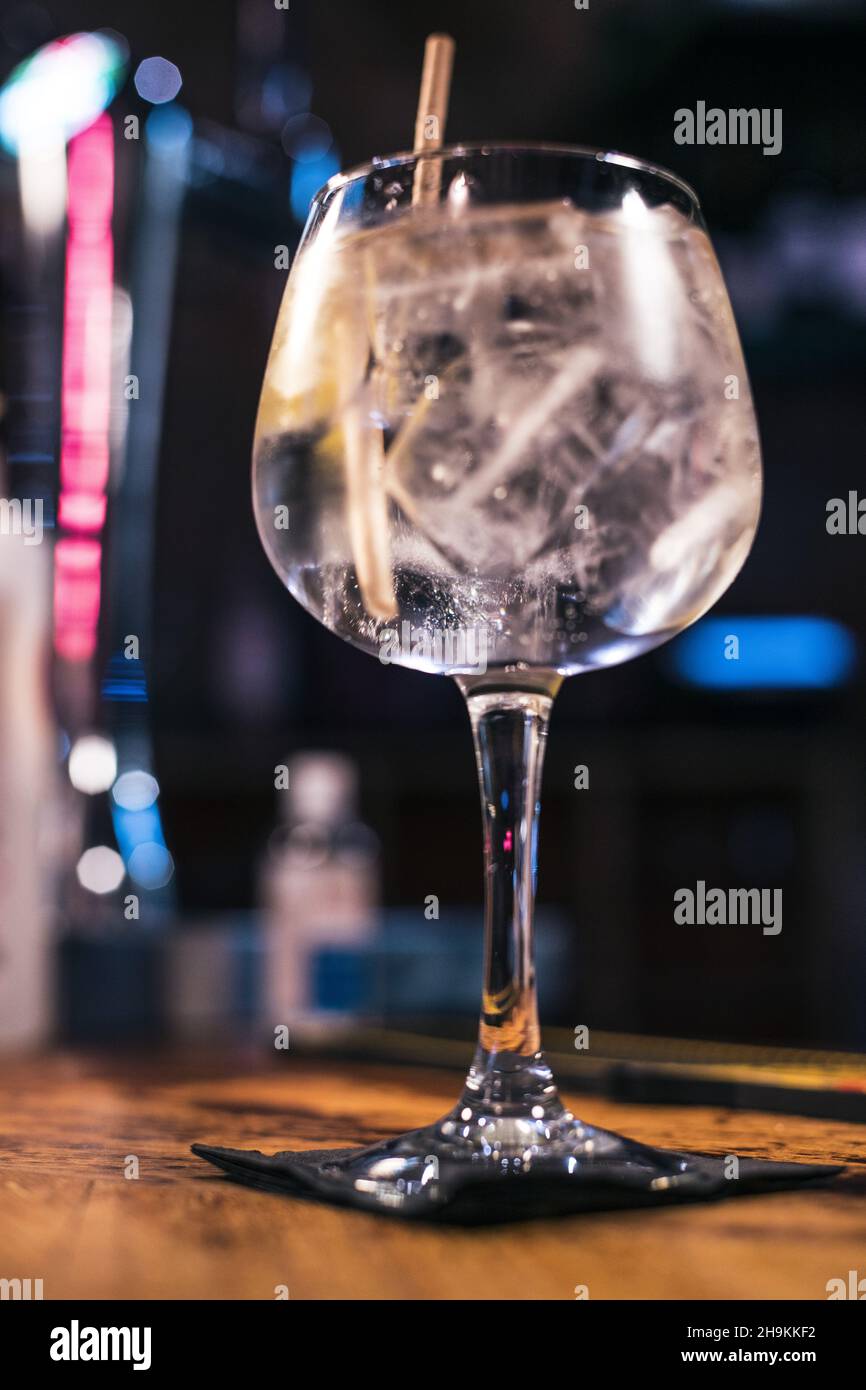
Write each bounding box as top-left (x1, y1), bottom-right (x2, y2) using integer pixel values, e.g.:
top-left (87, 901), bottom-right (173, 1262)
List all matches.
top-left (253, 192), bottom-right (761, 674)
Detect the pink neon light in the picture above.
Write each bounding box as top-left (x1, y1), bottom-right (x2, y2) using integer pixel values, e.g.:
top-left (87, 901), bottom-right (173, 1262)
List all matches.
top-left (54, 539), bottom-right (102, 661)
top-left (58, 492), bottom-right (107, 531)
top-left (54, 114), bottom-right (114, 662)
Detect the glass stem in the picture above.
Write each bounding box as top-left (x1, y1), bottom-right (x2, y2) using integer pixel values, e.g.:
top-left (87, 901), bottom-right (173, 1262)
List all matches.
top-left (457, 679), bottom-right (562, 1117)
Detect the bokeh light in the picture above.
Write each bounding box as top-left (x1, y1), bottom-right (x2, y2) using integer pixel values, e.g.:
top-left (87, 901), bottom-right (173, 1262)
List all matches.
top-left (112, 770), bottom-right (160, 812)
top-left (128, 842), bottom-right (175, 889)
top-left (68, 734), bottom-right (117, 794)
top-left (145, 102), bottom-right (193, 152)
top-left (281, 112), bottom-right (333, 164)
top-left (0, 31), bottom-right (126, 154)
top-left (76, 845), bottom-right (125, 894)
top-left (134, 55), bottom-right (182, 105)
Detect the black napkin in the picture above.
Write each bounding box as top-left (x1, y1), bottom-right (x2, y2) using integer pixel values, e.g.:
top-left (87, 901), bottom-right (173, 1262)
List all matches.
top-left (192, 1136), bottom-right (843, 1225)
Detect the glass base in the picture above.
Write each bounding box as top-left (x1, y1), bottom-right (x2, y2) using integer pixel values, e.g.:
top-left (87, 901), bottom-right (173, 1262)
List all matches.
top-left (314, 1048), bottom-right (717, 1215)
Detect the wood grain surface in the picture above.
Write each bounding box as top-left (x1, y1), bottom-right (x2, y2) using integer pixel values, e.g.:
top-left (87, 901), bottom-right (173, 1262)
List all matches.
top-left (1, 1048), bottom-right (864, 1300)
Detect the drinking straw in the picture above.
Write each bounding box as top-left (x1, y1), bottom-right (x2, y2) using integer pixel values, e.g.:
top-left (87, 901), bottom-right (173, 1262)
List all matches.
top-left (412, 34), bottom-right (455, 206)
top-left (343, 34), bottom-right (455, 621)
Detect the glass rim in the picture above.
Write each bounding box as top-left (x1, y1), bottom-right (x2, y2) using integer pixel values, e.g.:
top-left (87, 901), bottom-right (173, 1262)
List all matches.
top-left (313, 141), bottom-right (701, 212)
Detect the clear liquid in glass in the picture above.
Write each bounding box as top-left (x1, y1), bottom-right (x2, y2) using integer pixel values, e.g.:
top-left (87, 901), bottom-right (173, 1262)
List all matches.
top-left (253, 194), bottom-right (761, 677)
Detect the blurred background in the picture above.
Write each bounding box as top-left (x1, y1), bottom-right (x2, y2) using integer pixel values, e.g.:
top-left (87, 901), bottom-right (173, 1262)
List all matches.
top-left (0, 0), bottom-right (864, 1063)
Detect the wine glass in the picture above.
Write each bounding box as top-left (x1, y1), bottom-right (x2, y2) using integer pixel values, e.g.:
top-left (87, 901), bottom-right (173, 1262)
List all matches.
top-left (252, 145), bottom-right (761, 1210)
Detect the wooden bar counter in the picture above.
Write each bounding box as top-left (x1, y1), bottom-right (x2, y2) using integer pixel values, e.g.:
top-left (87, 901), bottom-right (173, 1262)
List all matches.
top-left (1, 1048), bottom-right (864, 1300)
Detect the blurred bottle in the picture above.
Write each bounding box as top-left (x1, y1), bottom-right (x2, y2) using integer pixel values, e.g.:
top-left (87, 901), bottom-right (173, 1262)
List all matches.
top-left (0, 532), bottom-right (57, 1047)
top-left (259, 752), bottom-right (380, 1032)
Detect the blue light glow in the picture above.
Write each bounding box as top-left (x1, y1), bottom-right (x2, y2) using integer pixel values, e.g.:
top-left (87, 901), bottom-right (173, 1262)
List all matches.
top-left (128, 842), bottom-right (174, 889)
top-left (145, 103), bottom-right (193, 153)
top-left (111, 772), bottom-right (174, 889)
top-left (113, 806), bottom-right (174, 889)
top-left (102, 653), bottom-right (148, 702)
top-left (290, 148), bottom-right (340, 222)
top-left (670, 616), bottom-right (857, 690)
top-left (281, 113), bottom-right (332, 164)
top-left (112, 802), bottom-right (165, 862)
